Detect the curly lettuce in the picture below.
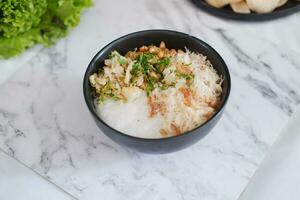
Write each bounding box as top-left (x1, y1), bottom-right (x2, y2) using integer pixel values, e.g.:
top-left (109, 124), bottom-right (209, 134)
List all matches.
top-left (0, 0), bottom-right (92, 59)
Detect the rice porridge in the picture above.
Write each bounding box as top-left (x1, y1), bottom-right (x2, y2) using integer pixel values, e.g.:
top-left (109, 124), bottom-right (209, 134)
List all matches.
top-left (89, 42), bottom-right (222, 138)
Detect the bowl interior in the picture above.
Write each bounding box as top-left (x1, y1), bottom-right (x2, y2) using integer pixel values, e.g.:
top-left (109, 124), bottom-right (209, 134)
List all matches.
top-left (83, 30), bottom-right (231, 138)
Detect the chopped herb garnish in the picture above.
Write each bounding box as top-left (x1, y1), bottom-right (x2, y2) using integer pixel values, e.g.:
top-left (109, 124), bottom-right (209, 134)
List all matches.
top-left (145, 81), bottom-right (154, 96)
top-left (131, 61), bottom-right (142, 75)
top-left (97, 68), bottom-right (104, 74)
top-left (156, 57), bottom-right (170, 72)
top-left (119, 58), bottom-right (126, 65)
top-left (89, 42), bottom-right (197, 102)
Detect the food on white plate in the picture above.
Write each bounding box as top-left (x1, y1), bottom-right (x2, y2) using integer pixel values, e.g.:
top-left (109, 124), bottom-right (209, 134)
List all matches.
top-left (230, 1), bottom-right (251, 13)
top-left (246, 0), bottom-right (279, 13)
top-left (89, 42), bottom-right (223, 138)
top-left (205, 0), bottom-right (289, 14)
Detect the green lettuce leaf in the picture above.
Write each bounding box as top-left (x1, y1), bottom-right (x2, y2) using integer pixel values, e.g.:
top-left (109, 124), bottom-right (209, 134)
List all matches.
top-left (0, 0), bottom-right (92, 59)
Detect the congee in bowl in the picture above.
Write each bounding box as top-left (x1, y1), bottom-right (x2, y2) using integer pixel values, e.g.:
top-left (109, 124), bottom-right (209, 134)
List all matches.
top-left (83, 30), bottom-right (230, 153)
top-left (89, 42), bottom-right (223, 139)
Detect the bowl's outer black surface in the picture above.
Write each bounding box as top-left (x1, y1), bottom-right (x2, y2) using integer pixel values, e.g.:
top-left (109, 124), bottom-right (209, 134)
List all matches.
top-left (83, 30), bottom-right (231, 154)
top-left (191, 0), bottom-right (300, 21)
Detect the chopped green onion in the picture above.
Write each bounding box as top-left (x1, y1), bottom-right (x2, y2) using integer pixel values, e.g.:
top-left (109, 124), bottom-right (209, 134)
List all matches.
top-left (119, 58), bottom-right (126, 65)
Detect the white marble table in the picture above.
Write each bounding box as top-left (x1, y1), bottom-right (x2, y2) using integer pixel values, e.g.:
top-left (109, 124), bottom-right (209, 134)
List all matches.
top-left (2, 108), bottom-right (300, 200)
top-left (0, 0), bottom-right (300, 199)
top-left (0, 150), bottom-right (74, 200)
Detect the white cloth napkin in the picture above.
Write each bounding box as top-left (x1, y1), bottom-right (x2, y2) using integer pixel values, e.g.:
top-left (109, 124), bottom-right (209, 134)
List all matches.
top-left (239, 106), bottom-right (300, 200)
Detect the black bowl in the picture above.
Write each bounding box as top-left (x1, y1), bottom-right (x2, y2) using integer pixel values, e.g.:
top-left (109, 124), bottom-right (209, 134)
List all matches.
top-left (83, 30), bottom-right (231, 154)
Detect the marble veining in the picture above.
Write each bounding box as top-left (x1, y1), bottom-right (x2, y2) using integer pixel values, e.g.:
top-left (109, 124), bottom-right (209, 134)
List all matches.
top-left (0, 149), bottom-right (74, 200)
top-left (0, 0), bottom-right (300, 199)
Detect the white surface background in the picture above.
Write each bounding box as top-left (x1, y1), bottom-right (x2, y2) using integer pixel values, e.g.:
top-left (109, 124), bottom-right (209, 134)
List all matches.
top-left (0, 0), bottom-right (300, 199)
